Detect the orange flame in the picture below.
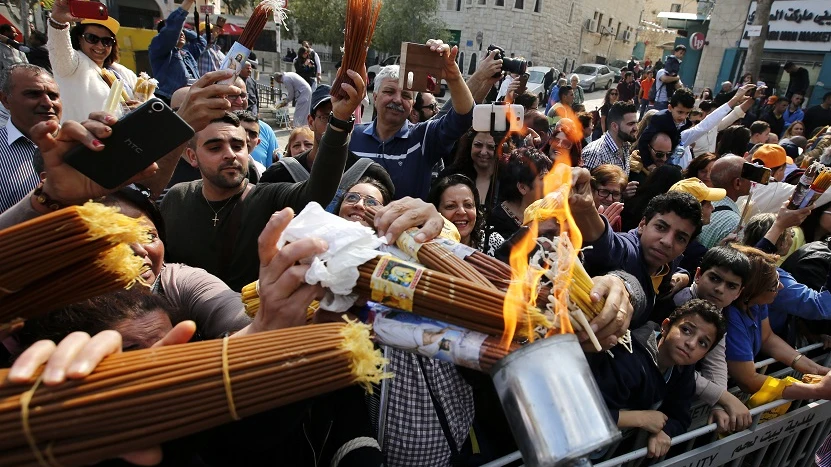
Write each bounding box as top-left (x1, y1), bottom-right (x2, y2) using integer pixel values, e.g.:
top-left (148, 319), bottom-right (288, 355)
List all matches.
top-left (500, 110), bottom-right (584, 347)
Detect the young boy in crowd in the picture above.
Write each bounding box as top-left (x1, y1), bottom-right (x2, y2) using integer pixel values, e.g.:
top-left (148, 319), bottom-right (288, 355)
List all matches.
top-left (588, 299), bottom-right (726, 458)
top-left (572, 188), bottom-right (702, 328)
top-left (672, 246), bottom-right (754, 433)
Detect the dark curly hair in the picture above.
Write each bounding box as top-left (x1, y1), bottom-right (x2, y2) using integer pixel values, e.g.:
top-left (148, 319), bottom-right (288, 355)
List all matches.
top-left (498, 147), bottom-right (552, 203)
top-left (427, 174), bottom-right (483, 249)
top-left (664, 299), bottom-right (726, 352)
top-left (70, 23), bottom-right (120, 68)
top-left (642, 190), bottom-right (704, 239)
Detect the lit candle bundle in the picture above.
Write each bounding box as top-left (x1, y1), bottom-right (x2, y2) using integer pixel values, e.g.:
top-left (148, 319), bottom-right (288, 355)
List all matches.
top-left (0, 321), bottom-right (388, 467)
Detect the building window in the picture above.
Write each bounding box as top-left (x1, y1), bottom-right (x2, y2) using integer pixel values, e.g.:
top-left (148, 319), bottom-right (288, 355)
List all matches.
top-left (514, 0), bottom-right (523, 9)
top-left (456, 0), bottom-right (462, 9)
top-left (478, 0), bottom-right (486, 5)
top-left (597, 13), bottom-right (603, 32)
top-left (616, 21), bottom-right (621, 37)
top-left (458, 52), bottom-right (465, 71)
top-left (670, 3), bottom-right (681, 12)
top-left (468, 53), bottom-right (477, 74)
top-left (533, 0), bottom-right (541, 12)
top-left (496, 0), bottom-right (504, 5)
top-left (568, 2), bottom-right (575, 23)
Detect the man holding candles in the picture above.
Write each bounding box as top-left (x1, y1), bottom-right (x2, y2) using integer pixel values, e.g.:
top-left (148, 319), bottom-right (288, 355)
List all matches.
top-left (349, 39), bottom-right (474, 201)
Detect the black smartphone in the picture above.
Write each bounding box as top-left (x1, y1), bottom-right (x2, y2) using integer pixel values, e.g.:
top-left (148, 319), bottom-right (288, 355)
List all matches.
top-left (741, 162), bottom-right (771, 185)
top-left (65, 99), bottom-right (195, 190)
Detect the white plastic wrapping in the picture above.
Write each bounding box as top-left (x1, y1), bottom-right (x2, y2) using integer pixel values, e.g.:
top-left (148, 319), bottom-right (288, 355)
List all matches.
top-left (277, 202), bottom-right (384, 311)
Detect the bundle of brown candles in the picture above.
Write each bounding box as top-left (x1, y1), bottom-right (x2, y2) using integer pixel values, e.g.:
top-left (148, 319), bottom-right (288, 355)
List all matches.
top-left (330, 0), bottom-right (382, 99)
top-left (357, 255), bottom-right (548, 337)
top-left (361, 209), bottom-right (499, 289)
top-left (0, 321), bottom-right (388, 466)
top-left (237, 0), bottom-right (285, 50)
top-left (0, 203), bottom-right (149, 327)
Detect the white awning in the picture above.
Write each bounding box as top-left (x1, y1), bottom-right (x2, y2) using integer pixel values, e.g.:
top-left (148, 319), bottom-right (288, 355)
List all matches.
top-left (657, 12), bottom-right (708, 21)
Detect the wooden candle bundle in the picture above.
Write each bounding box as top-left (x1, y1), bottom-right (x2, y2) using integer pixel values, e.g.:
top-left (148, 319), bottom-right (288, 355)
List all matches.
top-left (0, 244), bottom-right (145, 326)
top-left (361, 209), bottom-right (498, 289)
top-left (331, 0), bottom-right (382, 100)
top-left (357, 256), bottom-right (549, 338)
top-left (0, 203), bottom-right (149, 326)
top-left (0, 321), bottom-right (388, 467)
top-left (465, 251), bottom-right (513, 290)
top-left (237, 0), bottom-right (283, 49)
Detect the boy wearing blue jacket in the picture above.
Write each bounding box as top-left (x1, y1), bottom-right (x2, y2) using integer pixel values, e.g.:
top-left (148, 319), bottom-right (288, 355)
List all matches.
top-left (588, 299), bottom-right (726, 459)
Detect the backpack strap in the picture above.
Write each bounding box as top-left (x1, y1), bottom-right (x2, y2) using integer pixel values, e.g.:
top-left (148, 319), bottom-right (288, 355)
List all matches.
top-left (339, 157), bottom-right (375, 190)
top-left (278, 157), bottom-right (311, 182)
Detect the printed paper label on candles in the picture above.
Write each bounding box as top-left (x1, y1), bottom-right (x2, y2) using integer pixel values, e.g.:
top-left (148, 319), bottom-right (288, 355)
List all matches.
top-left (433, 237), bottom-right (476, 259)
top-left (364, 302), bottom-right (487, 371)
top-left (218, 42), bottom-right (251, 84)
top-left (395, 228), bottom-right (423, 258)
top-left (370, 257), bottom-right (423, 312)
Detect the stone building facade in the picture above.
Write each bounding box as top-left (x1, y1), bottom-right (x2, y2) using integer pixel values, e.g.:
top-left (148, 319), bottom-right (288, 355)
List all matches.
top-left (437, 0), bottom-right (643, 74)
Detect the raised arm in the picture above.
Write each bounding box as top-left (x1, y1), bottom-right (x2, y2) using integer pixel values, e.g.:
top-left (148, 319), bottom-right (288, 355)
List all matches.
top-left (46, 0), bottom-right (83, 77)
top-left (149, 0), bottom-right (194, 59)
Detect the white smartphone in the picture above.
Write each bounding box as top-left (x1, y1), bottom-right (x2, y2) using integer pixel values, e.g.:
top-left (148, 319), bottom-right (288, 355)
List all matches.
top-left (472, 104), bottom-right (524, 133)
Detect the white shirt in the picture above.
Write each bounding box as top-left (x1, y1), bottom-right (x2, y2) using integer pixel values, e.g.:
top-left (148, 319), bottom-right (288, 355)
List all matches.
top-left (496, 74), bottom-right (515, 100)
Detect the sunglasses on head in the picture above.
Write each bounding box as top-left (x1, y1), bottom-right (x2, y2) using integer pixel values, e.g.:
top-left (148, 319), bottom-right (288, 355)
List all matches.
top-left (82, 32), bottom-right (116, 47)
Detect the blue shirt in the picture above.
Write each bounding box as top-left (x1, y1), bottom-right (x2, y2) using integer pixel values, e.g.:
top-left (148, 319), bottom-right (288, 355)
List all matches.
top-left (251, 119), bottom-right (278, 167)
top-left (783, 107), bottom-right (805, 134)
top-left (767, 268), bottom-right (831, 337)
top-left (349, 107), bottom-right (472, 200)
top-left (725, 304), bottom-right (768, 362)
top-left (149, 7), bottom-right (207, 99)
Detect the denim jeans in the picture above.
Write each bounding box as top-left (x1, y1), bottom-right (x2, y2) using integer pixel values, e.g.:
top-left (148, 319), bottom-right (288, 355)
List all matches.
top-left (638, 98), bottom-right (650, 120)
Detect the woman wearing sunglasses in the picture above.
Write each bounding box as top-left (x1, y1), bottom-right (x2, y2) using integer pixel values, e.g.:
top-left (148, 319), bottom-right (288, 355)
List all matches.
top-left (47, 0), bottom-right (138, 123)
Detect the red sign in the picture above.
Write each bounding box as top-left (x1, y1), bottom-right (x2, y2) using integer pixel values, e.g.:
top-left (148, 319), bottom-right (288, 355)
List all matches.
top-left (199, 4), bottom-right (214, 13)
top-left (690, 32), bottom-right (706, 50)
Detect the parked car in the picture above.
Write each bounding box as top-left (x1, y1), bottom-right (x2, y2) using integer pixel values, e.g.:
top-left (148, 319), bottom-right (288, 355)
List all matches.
top-left (572, 64), bottom-right (615, 93)
top-left (365, 54), bottom-right (447, 97)
top-left (525, 66), bottom-right (557, 103)
top-left (367, 55), bottom-right (400, 90)
top-left (608, 59), bottom-right (630, 83)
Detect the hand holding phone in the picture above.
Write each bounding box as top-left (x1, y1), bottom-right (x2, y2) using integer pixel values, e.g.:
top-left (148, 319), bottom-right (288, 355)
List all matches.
top-left (741, 162), bottom-right (771, 185)
top-left (68, 0), bottom-right (108, 20)
top-left (472, 103), bottom-right (524, 133)
top-left (65, 99), bottom-right (195, 189)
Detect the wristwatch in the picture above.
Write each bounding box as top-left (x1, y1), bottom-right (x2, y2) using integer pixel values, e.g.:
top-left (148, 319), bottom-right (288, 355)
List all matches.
top-left (328, 112), bottom-right (355, 132)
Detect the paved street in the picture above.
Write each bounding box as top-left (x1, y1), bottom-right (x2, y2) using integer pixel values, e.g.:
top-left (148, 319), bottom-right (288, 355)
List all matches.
top-left (273, 86), bottom-right (612, 152)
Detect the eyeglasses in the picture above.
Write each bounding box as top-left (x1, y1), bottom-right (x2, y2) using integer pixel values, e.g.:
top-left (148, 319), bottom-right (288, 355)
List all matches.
top-left (82, 33), bottom-right (116, 47)
top-left (419, 102), bottom-right (439, 112)
top-left (595, 188), bottom-right (622, 200)
top-left (343, 192), bottom-right (381, 207)
top-left (650, 145), bottom-right (671, 159)
top-left (609, 92), bottom-right (618, 96)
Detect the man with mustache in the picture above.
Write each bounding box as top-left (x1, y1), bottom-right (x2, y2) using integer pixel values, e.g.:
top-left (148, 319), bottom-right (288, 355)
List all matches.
top-left (0, 64), bottom-right (60, 212)
top-left (349, 39), bottom-right (474, 200)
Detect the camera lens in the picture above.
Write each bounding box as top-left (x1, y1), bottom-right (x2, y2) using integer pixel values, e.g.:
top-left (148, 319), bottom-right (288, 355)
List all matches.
top-left (502, 57), bottom-right (527, 75)
top-left (151, 101), bottom-right (165, 112)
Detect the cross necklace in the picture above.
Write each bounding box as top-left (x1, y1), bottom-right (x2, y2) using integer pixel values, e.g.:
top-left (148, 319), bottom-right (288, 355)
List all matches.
top-left (203, 181), bottom-right (248, 227)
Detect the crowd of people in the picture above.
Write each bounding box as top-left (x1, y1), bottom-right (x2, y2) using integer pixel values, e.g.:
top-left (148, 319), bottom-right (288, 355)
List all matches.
top-left (4, 1), bottom-right (831, 464)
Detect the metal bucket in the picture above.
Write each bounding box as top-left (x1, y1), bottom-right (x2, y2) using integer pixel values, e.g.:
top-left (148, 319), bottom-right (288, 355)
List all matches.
top-left (490, 333), bottom-right (620, 467)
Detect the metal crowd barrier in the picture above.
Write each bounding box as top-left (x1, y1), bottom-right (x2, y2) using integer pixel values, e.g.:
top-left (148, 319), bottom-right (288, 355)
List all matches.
top-left (256, 82), bottom-right (283, 109)
top-left (482, 343), bottom-right (831, 467)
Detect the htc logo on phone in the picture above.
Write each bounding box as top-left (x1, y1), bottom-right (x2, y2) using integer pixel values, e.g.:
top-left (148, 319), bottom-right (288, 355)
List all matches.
top-left (124, 138), bottom-right (143, 154)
